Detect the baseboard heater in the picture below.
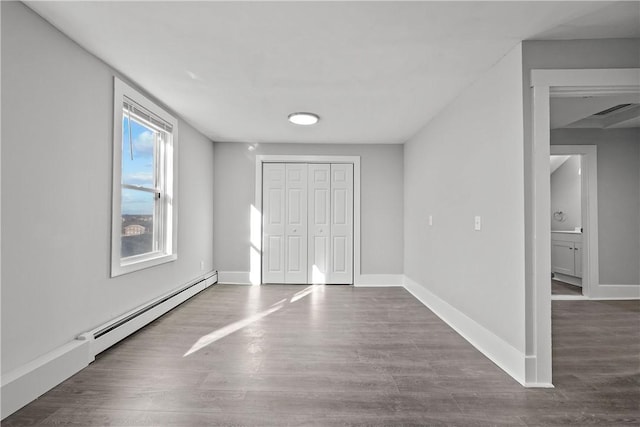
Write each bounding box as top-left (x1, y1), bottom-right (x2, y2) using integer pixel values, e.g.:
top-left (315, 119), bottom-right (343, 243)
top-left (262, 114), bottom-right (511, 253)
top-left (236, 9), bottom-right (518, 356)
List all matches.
top-left (78, 270), bottom-right (218, 359)
top-left (1, 271), bottom-right (218, 420)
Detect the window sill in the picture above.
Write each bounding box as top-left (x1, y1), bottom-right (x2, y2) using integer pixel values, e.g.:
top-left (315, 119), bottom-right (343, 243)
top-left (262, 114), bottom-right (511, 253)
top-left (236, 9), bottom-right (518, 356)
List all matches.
top-left (111, 253), bottom-right (177, 277)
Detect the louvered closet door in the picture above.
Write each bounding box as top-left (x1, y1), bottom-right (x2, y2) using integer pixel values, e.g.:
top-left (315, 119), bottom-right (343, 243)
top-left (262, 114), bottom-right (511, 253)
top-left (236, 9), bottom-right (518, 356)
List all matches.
top-left (329, 164), bottom-right (353, 284)
top-left (308, 164), bottom-right (331, 284)
top-left (262, 163), bottom-right (286, 283)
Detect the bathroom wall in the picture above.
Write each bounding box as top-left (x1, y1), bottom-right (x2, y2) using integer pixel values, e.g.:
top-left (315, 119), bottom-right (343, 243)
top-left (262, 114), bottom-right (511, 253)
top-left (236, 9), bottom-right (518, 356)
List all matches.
top-left (550, 155), bottom-right (581, 232)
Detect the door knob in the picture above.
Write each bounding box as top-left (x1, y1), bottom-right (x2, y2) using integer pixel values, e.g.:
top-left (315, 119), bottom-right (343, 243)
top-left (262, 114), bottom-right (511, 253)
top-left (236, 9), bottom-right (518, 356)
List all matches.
top-left (293, 229), bottom-right (297, 233)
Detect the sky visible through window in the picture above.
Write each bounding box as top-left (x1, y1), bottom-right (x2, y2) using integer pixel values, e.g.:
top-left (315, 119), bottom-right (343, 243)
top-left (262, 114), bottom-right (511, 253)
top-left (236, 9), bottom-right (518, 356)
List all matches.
top-left (122, 116), bottom-right (156, 215)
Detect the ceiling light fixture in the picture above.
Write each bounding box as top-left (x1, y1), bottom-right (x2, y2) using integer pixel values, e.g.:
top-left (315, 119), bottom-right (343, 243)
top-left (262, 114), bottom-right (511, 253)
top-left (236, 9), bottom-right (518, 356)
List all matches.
top-left (288, 112), bottom-right (319, 126)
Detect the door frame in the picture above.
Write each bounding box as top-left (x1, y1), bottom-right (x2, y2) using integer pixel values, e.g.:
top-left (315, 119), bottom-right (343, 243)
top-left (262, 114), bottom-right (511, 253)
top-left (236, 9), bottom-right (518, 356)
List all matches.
top-left (550, 145), bottom-right (598, 300)
top-left (528, 68), bottom-right (640, 387)
top-left (254, 155), bottom-right (361, 285)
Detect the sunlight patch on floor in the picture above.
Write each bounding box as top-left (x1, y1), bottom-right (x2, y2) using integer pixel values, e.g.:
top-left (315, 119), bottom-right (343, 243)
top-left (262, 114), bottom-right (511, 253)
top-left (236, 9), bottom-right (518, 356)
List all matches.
top-left (183, 298), bottom-right (286, 357)
top-left (184, 285), bottom-right (322, 357)
top-left (290, 285), bottom-right (317, 303)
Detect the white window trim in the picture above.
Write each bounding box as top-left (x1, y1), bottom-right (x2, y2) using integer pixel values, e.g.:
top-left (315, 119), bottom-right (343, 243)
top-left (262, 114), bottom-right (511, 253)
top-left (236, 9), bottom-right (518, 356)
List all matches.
top-left (111, 77), bottom-right (179, 277)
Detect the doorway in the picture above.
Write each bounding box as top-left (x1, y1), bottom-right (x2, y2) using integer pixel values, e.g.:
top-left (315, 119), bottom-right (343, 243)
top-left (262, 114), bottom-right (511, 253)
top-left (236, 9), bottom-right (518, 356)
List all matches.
top-left (549, 154), bottom-right (597, 299)
top-left (528, 68), bottom-right (640, 387)
top-left (548, 145), bottom-right (599, 300)
top-left (254, 155), bottom-right (361, 285)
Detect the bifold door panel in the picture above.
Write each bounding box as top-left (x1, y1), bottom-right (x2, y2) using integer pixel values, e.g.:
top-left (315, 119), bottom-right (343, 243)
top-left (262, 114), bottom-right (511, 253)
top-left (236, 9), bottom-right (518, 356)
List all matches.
top-left (262, 164), bottom-right (286, 283)
top-left (262, 163), bottom-right (353, 284)
top-left (284, 164), bottom-right (308, 284)
top-left (329, 164), bottom-right (353, 284)
top-left (308, 164), bottom-right (330, 283)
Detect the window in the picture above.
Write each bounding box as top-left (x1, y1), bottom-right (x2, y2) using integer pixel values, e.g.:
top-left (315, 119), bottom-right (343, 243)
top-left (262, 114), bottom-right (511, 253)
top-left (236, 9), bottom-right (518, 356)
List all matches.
top-left (111, 77), bottom-right (178, 276)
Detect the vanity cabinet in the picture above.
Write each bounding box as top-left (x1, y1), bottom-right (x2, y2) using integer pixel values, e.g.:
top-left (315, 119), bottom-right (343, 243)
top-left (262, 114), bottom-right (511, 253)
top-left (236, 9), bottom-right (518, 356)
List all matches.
top-left (574, 242), bottom-right (582, 278)
top-left (551, 232), bottom-right (582, 279)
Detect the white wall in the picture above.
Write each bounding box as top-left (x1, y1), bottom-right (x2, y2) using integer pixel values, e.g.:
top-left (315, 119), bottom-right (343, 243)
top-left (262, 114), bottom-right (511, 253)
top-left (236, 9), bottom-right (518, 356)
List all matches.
top-left (1, 2), bottom-right (215, 374)
top-left (213, 142), bottom-right (403, 276)
top-left (552, 128), bottom-right (640, 285)
top-left (550, 156), bottom-right (581, 231)
top-left (404, 45), bottom-right (525, 359)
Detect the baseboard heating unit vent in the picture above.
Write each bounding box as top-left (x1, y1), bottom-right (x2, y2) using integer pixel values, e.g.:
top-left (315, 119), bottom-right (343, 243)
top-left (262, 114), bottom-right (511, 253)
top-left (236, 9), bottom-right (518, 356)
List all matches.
top-left (78, 270), bottom-right (217, 358)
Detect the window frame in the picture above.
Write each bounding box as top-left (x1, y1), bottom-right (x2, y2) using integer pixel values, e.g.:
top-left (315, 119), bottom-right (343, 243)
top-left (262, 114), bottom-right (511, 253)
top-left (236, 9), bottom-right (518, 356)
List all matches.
top-left (111, 77), bottom-right (178, 277)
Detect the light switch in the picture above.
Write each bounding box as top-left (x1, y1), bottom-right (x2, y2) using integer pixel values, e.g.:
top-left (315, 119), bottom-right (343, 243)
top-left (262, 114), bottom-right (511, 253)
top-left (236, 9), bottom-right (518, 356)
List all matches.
top-left (474, 216), bottom-right (481, 231)
top-left (428, 215), bottom-right (433, 226)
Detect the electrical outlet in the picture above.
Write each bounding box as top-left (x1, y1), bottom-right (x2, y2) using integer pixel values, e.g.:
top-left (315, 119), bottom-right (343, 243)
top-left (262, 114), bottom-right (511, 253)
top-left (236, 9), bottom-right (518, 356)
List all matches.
top-left (474, 216), bottom-right (481, 231)
top-left (200, 261), bottom-right (205, 271)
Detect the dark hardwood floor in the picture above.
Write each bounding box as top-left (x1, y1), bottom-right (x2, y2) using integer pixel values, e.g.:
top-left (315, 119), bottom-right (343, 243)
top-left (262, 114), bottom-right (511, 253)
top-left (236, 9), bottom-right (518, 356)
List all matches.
top-left (3, 285), bottom-right (639, 426)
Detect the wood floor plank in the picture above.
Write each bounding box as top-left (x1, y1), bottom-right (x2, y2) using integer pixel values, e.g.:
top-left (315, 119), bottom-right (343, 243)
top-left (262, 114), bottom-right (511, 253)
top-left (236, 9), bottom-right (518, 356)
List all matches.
top-left (3, 285), bottom-right (639, 426)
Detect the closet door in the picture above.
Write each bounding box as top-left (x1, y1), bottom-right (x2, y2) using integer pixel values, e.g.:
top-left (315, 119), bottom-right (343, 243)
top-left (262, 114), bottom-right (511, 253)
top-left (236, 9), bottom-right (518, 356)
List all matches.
top-left (262, 162), bottom-right (352, 285)
top-left (262, 163), bottom-right (286, 283)
top-left (284, 164), bottom-right (308, 283)
top-left (329, 164), bottom-right (353, 284)
top-left (308, 164), bottom-right (330, 284)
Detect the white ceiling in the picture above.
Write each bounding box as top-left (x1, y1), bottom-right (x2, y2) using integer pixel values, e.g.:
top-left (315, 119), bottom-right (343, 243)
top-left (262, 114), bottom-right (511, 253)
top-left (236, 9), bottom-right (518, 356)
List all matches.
top-left (533, 1), bottom-right (640, 40)
top-left (25, 1), bottom-right (640, 144)
top-left (608, 113), bottom-right (640, 128)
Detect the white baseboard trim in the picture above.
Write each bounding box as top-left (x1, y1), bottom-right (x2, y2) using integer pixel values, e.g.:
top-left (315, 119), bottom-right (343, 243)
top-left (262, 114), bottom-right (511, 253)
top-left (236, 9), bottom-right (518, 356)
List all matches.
top-left (1, 339), bottom-right (91, 419)
top-left (551, 295), bottom-right (588, 301)
top-left (591, 284), bottom-right (640, 300)
top-left (403, 276), bottom-right (526, 386)
top-left (355, 274), bottom-right (404, 287)
top-left (552, 273), bottom-right (582, 287)
top-left (218, 272), bottom-right (405, 287)
top-left (524, 355), bottom-right (554, 388)
top-left (1, 271), bottom-right (217, 420)
top-left (218, 271), bottom-right (252, 285)
top-left (525, 382), bottom-right (555, 388)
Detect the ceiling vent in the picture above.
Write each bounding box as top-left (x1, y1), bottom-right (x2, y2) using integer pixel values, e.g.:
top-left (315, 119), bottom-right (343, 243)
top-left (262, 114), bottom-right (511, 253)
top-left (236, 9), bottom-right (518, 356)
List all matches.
top-left (593, 104), bottom-right (633, 116)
